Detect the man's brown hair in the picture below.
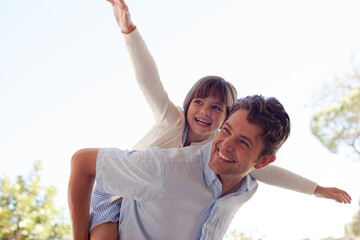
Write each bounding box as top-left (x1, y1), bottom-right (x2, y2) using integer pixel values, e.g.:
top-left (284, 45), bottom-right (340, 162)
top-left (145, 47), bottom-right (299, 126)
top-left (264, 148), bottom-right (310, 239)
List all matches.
top-left (229, 95), bottom-right (291, 158)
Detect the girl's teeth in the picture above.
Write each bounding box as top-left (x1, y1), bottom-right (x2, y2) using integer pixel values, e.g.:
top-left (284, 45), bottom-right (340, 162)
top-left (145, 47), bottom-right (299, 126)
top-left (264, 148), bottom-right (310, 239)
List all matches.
top-left (196, 118), bottom-right (210, 126)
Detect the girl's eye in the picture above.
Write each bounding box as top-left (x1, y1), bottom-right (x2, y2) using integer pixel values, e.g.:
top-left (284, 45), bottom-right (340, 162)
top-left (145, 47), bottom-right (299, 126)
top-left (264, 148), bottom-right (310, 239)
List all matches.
top-left (212, 105), bottom-right (222, 111)
top-left (194, 100), bottom-right (202, 104)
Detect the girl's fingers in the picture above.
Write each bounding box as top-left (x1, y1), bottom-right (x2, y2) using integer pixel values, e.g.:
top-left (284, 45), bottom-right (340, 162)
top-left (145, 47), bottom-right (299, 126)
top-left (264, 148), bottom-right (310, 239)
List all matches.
top-left (106, 0), bottom-right (115, 6)
top-left (336, 191), bottom-right (352, 204)
top-left (118, 0), bottom-right (127, 8)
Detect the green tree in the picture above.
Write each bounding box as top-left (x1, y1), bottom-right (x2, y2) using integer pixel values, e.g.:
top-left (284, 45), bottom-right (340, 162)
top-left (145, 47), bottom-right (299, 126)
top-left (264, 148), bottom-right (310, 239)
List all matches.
top-left (224, 228), bottom-right (267, 240)
top-left (345, 210), bottom-right (360, 236)
top-left (0, 160), bottom-right (71, 240)
top-left (224, 230), bottom-right (253, 240)
top-left (310, 65), bottom-right (360, 159)
top-left (310, 58), bottom-right (360, 237)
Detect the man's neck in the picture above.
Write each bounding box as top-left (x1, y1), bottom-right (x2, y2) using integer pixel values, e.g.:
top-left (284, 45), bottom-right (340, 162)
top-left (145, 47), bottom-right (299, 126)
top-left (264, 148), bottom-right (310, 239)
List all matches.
top-left (219, 176), bottom-right (245, 197)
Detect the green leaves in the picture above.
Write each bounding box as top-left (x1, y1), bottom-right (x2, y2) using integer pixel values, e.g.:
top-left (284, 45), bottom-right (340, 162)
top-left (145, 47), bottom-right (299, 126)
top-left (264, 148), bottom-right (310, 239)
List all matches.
top-left (345, 210), bottom-right (360, 236)
top-left (310, 66), bottom-right (360, 158)
top-left (0, 160), bottom-right (71, 239)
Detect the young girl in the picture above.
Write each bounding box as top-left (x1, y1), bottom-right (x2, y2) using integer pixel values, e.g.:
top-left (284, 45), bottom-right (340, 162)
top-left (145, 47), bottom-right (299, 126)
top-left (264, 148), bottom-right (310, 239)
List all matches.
top-left (68, 0), bottom-right (352, 239)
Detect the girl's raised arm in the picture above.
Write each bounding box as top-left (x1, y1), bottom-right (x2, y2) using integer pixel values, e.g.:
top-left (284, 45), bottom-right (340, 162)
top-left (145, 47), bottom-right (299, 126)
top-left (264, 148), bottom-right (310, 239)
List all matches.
top-left (107, 0), bottom-right (136, 34)
top-left (250, 165), bottom-right (351, 204)
top-left (110, 0), bottom-right (181, 126)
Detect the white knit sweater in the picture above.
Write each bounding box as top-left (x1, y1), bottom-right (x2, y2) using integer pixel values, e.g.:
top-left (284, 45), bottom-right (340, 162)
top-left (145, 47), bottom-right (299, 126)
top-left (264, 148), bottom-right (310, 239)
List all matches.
top-left (122, 28), bottom-right (317, 195)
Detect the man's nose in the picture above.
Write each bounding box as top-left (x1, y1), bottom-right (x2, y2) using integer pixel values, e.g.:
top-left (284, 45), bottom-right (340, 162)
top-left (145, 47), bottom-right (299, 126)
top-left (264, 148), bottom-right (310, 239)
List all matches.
top-left (221, 136), bottom-right (235, 152)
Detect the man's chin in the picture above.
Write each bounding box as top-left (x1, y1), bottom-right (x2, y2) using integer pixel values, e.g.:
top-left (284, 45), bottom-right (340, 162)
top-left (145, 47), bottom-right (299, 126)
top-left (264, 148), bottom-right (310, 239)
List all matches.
top-left (208, 158), bottom-right (222, 174)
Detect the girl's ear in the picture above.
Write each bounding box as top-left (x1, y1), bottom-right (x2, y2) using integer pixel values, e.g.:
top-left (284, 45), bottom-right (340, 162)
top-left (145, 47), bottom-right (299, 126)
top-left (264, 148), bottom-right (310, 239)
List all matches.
top-left (254, 155), bottom-right (276, 169)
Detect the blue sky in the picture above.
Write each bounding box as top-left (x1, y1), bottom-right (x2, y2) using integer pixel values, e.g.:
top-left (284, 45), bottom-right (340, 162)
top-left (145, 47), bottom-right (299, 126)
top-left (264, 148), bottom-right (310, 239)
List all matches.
top-left (1, 0), bottom-right (360, 239)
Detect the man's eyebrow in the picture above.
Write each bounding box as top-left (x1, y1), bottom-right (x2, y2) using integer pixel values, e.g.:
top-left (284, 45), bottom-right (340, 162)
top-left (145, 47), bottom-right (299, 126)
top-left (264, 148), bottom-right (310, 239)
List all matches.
top-left (240, 134), bottom-right (253, 147)
top-left (223, 122), bottom-right (232, 130)
top-left (223, 122), bottom-right (253, 147)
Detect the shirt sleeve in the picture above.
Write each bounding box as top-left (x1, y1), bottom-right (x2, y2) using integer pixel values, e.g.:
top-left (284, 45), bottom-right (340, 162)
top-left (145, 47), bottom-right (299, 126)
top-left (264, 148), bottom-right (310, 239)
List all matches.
top-left (249, 165), bottom-right (317, 195)
top-left (95, 148), bottom-right (163, 201)
top-left (123, 28), bottom-right (181, 125)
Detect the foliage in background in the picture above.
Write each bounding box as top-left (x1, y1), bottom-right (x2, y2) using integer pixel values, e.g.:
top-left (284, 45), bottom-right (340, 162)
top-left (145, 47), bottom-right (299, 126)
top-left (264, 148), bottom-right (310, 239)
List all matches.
top-left (224, 230), bottom-right (253, 240)
top-left (224, 228), bottom-right (267, 240)
top-left (0, 160), bottom-right (71, 240)
top-left (345, 210), bottom-right (360, 236)
top-left (310, 56), bottom-right (360, 237)
top-left (310, 63), bottom-right (360, 159)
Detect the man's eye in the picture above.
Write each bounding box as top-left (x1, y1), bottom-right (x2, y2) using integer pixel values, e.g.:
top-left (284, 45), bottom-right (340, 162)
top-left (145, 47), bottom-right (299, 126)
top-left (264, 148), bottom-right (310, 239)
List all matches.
top-left (240, 140), bottom-right (249, 147)
top-left (221, 127), bottom-right (230, 134)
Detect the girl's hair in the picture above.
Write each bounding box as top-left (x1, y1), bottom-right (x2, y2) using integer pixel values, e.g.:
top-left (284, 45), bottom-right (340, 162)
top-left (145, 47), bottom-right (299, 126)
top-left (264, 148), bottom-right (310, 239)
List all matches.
top-left (183, 76), bottom-right (238, 118)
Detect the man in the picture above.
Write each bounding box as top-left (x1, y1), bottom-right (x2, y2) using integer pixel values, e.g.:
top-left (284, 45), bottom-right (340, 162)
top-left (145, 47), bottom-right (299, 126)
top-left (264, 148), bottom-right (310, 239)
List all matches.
top-left (68, 95), bottom-right (293, 239)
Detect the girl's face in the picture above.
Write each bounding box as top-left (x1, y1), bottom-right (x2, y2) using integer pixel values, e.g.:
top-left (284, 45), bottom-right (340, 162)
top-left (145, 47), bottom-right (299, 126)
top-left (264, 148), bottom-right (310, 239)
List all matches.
top-left (186, 95), bottom-right (227, 144)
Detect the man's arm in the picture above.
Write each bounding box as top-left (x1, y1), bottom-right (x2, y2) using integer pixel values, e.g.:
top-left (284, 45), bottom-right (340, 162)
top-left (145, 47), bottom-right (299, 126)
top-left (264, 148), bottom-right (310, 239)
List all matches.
top-left (67, 148), bottom-right (99, 240)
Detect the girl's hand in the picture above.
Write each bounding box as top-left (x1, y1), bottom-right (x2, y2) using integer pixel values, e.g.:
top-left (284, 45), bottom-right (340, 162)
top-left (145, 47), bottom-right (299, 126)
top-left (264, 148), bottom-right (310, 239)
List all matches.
top-left (314, 185), bottom-right (352, 204)
top-left (106, 0), bottom-right (136, 34)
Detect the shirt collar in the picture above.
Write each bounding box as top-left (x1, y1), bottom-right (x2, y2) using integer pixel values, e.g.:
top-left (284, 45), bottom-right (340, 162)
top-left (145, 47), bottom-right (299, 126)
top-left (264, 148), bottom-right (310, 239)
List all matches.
top-left (202, 142), bottom-right (218, 186)
top-left (233, 174), bottom-right (257, 195)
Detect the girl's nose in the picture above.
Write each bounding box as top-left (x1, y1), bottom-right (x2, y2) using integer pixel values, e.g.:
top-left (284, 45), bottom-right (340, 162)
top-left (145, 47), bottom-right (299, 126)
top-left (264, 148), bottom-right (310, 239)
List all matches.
top-left (200, 105), bottom-right (211, 116)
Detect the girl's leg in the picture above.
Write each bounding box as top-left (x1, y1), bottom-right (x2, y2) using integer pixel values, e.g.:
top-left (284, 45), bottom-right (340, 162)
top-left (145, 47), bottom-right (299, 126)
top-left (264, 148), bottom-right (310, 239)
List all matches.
top-left (87, 170), bottom-right (122, 240)
top-left (90, 222), bottom-right (118, 240)
top-left (68, 148), bottom-right (99, 240)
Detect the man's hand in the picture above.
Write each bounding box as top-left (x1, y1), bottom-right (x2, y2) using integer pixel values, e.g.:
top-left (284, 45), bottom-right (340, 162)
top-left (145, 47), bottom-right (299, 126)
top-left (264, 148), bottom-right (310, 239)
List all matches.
top-left (314, 185), bottom-right (352, 204)
top-left (106, 0), bottom-right (136, 34)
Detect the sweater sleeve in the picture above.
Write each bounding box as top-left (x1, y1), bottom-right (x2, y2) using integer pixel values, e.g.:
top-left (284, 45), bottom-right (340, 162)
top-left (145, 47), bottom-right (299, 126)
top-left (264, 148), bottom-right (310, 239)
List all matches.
top-left (249, 165), bottom-right (318, 195)
top-left (122, 28), bottom-right (181, 125)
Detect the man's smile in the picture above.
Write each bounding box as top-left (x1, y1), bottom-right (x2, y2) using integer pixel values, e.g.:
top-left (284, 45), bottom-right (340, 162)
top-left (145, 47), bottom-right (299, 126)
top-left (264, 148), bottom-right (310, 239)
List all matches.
top-left (218, 150), bottom-right (235, 163)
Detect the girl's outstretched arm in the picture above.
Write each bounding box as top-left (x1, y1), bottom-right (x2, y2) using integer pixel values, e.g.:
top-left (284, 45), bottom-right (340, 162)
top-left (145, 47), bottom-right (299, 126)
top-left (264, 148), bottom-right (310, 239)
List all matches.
top-left (107, 0), bottom-right (136, 34)
top-left (67, 149), bottom-right (99, 240)
top-left (250, 165), bottom-right (351, 204)
top-left (314, 185), bottom-right (352, 204)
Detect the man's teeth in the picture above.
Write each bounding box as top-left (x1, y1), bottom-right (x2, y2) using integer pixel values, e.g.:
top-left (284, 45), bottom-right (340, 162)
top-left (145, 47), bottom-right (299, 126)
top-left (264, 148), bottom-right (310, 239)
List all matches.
top-left (219, 151), bottom-right (234, 162)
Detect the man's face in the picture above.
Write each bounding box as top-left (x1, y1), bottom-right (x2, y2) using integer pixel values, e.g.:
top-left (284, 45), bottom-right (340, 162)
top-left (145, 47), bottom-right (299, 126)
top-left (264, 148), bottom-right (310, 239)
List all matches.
top-left (209, 108), bottom-right (275, 183)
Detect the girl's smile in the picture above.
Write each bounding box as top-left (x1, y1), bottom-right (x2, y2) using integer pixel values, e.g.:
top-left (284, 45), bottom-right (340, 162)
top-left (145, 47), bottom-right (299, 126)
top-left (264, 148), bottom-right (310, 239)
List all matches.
top-left (186, 96), bottom-right (227, 144)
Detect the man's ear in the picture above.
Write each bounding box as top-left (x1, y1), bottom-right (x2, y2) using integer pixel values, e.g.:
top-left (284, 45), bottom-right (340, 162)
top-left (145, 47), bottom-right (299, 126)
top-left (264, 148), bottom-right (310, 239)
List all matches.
top-left (254, 155), bottom-right (276, 169)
